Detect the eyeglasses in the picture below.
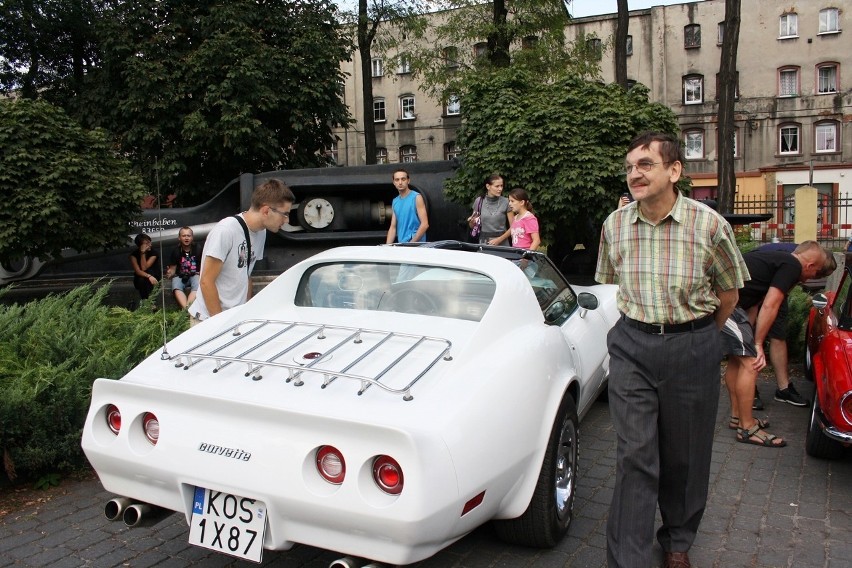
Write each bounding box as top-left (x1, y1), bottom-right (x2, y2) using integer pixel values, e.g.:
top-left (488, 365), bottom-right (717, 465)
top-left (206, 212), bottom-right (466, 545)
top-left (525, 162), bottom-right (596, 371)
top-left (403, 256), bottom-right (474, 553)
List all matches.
top-left (268, 206), bottom-right (290, 218)
top-left (623, 161), bottom-right (669, 175)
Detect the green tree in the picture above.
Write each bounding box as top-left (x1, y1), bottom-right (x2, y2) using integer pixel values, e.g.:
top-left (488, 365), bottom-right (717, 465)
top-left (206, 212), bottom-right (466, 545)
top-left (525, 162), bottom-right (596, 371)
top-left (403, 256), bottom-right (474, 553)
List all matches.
top-left (0, 0), bottom-right (100, 101)
top-left (340, 0), bottom-right (429, 165)
top-left (402, 0), bottom-right (582, 102)
top-left (0, 98), bottom-right (146, 265)
top-left (394, 1), bottom-right (676, 263)
top-left (78, 0), bottom-right (351, 203)
top-left (444, 67), bottom-right (680, 262)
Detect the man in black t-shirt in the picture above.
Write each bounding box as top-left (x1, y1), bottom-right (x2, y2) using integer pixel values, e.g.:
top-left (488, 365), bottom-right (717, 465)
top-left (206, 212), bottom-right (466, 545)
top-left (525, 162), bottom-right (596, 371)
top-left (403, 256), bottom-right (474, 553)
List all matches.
top-left (720, 241), bottom-right (828, 448)
top-left (752, 242), bottom-right (837, 410)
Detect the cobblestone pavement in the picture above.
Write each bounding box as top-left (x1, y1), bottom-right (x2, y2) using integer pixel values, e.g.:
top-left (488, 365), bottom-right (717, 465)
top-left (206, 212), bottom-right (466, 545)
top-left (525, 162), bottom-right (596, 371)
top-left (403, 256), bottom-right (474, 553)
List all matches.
top-left (1, 376), bottom-right (850, 568)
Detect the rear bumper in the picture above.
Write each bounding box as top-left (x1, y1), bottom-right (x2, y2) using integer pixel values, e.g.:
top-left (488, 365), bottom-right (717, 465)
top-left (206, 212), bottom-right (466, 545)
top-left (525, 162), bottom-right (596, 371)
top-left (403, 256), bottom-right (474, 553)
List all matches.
top-left (81, 379), bottom-right (489, 565)
top-left (815, 409), bottom-right (852, 444)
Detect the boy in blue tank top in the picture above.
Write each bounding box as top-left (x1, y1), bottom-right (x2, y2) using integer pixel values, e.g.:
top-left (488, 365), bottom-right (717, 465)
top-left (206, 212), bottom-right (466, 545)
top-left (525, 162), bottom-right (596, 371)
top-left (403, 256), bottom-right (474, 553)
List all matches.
top-left (386, 168), bottom-right (429, 243)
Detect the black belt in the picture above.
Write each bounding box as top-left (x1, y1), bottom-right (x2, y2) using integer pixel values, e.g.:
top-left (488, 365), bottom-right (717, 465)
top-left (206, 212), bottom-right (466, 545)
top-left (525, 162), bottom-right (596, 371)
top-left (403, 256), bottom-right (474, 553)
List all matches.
top-left (621, 313), bottom-right (714, 335)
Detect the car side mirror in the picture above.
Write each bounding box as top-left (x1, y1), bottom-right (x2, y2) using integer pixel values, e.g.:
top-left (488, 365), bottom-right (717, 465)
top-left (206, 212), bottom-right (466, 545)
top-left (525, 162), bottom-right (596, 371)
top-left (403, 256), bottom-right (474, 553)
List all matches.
top-left (812, 293), bottom-right (828, 310)
top-left (578, 292), bottom-right (599, 310)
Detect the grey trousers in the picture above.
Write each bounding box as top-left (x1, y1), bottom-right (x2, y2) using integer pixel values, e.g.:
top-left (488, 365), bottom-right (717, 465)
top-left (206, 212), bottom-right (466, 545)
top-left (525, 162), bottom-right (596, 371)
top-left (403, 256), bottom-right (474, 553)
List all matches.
top-left (606, 317), bottom-right (721, 568)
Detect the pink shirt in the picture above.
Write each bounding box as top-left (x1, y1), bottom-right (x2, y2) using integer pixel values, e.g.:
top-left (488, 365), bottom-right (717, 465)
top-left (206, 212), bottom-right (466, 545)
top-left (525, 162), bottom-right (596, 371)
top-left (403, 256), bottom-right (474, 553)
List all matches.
top-left (511, 212), bottom-right (539, 249)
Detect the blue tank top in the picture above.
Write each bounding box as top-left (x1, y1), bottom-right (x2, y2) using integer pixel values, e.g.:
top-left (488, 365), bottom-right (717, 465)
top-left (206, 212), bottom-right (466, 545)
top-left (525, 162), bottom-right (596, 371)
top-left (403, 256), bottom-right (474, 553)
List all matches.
top-left (393, 190), bottom-right (426, 242)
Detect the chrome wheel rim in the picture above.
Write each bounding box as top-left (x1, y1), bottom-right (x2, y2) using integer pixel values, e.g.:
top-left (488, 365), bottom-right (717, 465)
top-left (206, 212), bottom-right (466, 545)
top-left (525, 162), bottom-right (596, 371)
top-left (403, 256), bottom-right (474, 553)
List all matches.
top-left (554, 416), bottom-right (577, 521)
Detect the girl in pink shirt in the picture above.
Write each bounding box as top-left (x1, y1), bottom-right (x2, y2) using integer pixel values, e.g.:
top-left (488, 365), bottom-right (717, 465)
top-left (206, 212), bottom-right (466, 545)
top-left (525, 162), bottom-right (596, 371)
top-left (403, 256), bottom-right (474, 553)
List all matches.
top-left (508, 188), bottom-right (541, 250)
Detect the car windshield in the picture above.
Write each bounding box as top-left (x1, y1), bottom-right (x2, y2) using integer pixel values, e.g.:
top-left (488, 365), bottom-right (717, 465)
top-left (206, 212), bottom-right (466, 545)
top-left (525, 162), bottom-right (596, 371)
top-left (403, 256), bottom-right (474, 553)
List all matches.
top-left (295, 262), bottom-right (496, 321)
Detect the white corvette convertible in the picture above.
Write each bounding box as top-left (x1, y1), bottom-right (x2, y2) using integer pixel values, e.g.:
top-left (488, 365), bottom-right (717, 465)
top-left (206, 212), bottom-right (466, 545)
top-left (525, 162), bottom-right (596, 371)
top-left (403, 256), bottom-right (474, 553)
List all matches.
top-left (81, 241), bottom-right (618, 565)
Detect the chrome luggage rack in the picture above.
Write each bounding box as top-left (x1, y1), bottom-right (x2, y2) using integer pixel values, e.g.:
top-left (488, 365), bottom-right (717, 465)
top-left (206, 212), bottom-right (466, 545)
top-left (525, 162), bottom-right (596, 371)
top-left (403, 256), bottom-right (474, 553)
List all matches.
top-left (171, 319), bottom-right (453, 401)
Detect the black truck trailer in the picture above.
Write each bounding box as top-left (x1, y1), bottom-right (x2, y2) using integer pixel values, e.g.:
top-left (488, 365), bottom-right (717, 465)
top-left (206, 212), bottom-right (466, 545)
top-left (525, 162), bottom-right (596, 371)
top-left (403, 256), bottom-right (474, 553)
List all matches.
top-left (0, 161), bottom-right (469, 286)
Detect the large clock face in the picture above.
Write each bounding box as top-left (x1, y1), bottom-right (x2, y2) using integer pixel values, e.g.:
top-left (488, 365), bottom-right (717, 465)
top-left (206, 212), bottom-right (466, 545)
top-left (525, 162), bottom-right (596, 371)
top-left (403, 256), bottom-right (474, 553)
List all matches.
top-left (297, 198), bottom-right (335, 230)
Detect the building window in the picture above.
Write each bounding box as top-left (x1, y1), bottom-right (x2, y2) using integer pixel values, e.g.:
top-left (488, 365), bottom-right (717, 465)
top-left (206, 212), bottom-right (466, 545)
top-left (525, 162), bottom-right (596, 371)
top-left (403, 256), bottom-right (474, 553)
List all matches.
top-left (444, 142), bottom-right (460, 161)
top-left (779, 124), bottom-right (801, 155)
top-left (716, 129), bottom-right (739, 158)
top-left (817, 63), bottom-right (838, 94)
top-left (445, 95), bottom-right (460, 116)
top-left (684, 24), bottom-right (701, 48)
top-left (683, 75), bottom-right (703, 104)
top-left (717, 22), bottom-right (725, 45)
top-left (819, 8), bottom-right (840, 34)
top-left (586, 37), bottom-right (602, 60)
top-left (400, 145), bottom-right (417, 163)
top-left (779, 13), bottom-right (798, 38)
top-left (443, 46), bottom-right (459, 68)
top-left (397, 56), bottom-right (411, 74)
top-left (371, 57), bottom-right (383, 77)
top-left (626, 35), bottom-right (633, 56)
top-left (325, 141), bottom-right (338, 165)
top-left (626, 79), bottom-right (637, 90)
top-left (522, 35), bottom-right (539, 49)
top-left (778, 67), bottom-right (799, 97)
top-left (399, 95), bottom-right (415, 120)
top-left (683, 130), bottom-right (704, 160)
top-left (815, 122), bottom-right (839, 153)
top-left (373, 98), bottom-right (386, 122)
top-left (474, 42), bottom-right (488, 59)
top-left (376, 148), bottom-right (388, 164)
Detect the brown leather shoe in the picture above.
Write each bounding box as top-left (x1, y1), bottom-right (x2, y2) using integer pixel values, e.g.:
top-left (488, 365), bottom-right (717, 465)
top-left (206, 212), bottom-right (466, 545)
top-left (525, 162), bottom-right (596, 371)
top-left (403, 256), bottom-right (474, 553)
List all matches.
top-left (663, 551), bottom-right (691, 568)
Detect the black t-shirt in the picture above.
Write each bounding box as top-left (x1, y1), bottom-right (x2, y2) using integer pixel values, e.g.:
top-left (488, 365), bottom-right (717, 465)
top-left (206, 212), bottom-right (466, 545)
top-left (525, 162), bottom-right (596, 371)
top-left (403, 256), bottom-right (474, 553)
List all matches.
top-left (169, 244), bottom-right (199, 278)
top-left (738, 250), bottom-right (801, 309)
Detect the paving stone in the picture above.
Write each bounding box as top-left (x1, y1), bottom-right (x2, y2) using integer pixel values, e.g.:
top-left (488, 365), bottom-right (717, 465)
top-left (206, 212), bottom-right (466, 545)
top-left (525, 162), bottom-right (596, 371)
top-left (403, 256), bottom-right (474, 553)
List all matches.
top-left (1, 388), bottom-right (850, 567)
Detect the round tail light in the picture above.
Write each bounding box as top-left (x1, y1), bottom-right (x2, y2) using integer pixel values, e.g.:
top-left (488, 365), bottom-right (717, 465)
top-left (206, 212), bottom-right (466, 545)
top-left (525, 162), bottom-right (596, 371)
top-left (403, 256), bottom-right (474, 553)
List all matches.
top-left (373, 456), bottom-right (404, 495)
top-left (142, 412), bottom-right (159, 445)
top-left (316, 446), bottom-right (345, 484)
top-left (106, 404), bottom-right (121, 435)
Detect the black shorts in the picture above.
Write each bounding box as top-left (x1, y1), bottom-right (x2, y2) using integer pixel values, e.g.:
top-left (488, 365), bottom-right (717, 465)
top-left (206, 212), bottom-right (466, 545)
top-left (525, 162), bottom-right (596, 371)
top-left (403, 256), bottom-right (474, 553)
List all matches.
top-left (767, 298), bottom-right (788, 340)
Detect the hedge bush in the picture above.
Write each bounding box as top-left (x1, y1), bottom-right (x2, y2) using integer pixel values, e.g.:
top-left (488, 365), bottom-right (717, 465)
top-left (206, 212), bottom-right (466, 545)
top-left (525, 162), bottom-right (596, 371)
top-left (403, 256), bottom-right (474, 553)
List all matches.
top-left (0, 283), bottom-right (187, 481)
top-left (785, 285), bottom-right (812, 364)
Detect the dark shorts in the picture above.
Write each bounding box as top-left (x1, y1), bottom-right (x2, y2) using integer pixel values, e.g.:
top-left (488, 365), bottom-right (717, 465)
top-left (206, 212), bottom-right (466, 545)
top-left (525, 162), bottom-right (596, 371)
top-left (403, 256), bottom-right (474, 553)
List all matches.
top-left (767, 298), bottom-right (788, 340)
top-left (721, 306), bottom-right (758, 357)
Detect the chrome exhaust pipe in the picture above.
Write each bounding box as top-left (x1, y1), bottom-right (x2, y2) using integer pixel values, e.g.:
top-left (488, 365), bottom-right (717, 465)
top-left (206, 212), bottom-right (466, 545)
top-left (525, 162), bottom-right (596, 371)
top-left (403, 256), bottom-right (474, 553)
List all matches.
top-left (122, 503), bottom-right (170, 528)
top-left (329, 557), bottom-right (369, 568)
top-left (104, 497), bottom-right (134, 521)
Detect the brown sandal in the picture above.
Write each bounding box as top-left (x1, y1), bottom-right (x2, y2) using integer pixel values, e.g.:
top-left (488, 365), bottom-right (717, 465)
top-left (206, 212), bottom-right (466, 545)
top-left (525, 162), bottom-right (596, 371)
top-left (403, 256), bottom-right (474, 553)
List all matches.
top-left (736, 423), bottom-right (786, 448)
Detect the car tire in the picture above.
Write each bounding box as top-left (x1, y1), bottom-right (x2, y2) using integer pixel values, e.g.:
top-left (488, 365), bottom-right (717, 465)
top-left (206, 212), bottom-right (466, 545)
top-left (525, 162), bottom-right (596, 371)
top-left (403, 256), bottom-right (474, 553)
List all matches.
top-left (805, 394), bottom-right (845, 459)
top-left (493, 391), bottom-right (578, 547)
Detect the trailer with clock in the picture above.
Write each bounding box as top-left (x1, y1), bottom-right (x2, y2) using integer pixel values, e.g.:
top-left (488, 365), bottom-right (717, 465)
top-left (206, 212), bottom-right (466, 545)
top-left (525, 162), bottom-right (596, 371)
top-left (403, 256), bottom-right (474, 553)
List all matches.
top-left (0, 161), bottom-right (468, 286)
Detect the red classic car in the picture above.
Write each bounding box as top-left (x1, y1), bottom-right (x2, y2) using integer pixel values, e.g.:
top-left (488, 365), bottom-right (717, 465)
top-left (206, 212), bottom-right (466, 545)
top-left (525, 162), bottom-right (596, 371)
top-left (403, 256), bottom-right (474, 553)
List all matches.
top-left (803, 262), bottom-right (852, 459)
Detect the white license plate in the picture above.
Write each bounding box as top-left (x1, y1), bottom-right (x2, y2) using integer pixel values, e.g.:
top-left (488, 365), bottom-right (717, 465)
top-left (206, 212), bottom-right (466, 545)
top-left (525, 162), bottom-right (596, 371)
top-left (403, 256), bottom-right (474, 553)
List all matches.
top-left (188, 487), bottom-right (267, 563)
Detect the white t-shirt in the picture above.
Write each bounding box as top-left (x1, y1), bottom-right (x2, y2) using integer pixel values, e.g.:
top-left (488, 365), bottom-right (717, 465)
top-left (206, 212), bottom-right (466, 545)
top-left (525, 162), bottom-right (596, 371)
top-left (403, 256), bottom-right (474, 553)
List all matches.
top-left (189, 215), bottom-right (266, 320)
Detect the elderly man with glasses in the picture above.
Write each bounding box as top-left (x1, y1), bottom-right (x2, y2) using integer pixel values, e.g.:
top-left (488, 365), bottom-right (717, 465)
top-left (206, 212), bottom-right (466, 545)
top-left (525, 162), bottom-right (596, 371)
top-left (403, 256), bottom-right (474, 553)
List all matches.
top-left (595, 131), bottom-right (749, 568)
top-left (189, 179), bottom-right (294, 325)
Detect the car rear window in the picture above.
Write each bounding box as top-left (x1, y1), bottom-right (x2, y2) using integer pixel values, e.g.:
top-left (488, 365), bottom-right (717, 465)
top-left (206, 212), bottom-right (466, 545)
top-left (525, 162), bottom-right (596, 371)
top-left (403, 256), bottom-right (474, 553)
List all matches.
top-left (295, 262), bottom-right (496, 321)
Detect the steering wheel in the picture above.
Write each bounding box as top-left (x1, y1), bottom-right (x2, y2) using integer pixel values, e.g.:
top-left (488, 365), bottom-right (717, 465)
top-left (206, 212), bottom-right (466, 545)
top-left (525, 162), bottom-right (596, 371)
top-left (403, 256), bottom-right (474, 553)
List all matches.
top-left (384, 289), bottom-right (439, 315)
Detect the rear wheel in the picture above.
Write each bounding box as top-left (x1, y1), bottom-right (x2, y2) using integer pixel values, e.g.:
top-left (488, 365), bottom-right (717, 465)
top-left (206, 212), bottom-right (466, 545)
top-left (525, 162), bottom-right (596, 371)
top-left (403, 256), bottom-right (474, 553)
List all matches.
top-left (493, 392), bottom-right (578, 547)
top-left (805, 395), bottom-right (845, 459)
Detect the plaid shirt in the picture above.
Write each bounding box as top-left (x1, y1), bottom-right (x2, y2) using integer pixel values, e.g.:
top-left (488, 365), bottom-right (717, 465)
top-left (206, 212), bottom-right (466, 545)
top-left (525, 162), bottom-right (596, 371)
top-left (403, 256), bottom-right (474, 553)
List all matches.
top-left (595, 193), bottom-right (748, 324)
